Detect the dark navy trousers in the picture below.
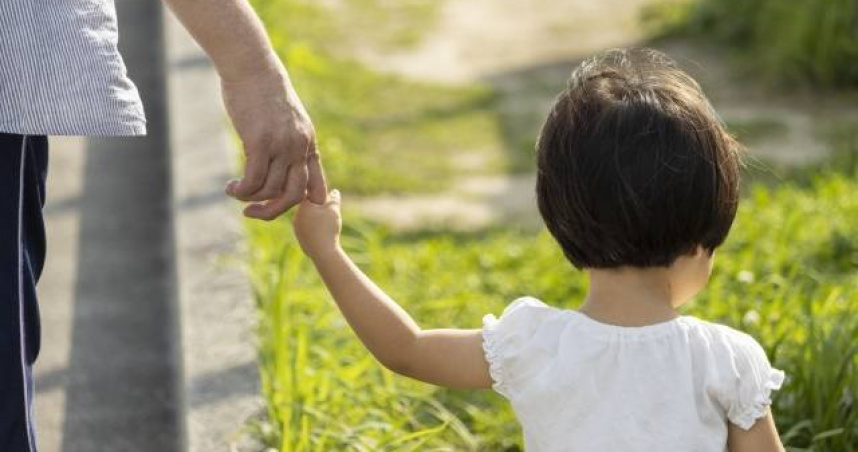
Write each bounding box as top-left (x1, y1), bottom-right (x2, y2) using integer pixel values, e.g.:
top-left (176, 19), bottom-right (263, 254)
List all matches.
top-left (0, 133), bottom-right (48, 452)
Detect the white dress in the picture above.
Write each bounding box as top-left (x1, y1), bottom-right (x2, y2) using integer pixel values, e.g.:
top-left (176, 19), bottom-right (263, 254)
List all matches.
top-left (482, 297), bottom-right (785, 452)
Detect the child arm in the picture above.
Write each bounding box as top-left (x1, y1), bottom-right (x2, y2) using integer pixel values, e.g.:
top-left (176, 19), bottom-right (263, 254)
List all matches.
top-left (727, 410), bottom-right (785, 452)
top-left (311, 247), bottom-right (492, 389)
top-left (293, 191), bottom-right (493, 390)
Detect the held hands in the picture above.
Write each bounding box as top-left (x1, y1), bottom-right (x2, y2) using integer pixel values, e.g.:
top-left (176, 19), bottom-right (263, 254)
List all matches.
top-left (293, 190), bottom-right (343, 261)
top-left (222, 67), bottom-right (327, 220)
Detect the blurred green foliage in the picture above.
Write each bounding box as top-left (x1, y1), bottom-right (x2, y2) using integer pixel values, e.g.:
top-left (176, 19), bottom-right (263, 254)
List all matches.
top-left (249, 0), bottom-right (508, 195)
top-left (641, 0), bottom-right (858, 87)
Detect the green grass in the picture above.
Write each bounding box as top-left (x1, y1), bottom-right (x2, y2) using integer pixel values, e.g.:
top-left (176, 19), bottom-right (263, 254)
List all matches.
top-left (641, 0), bottom-right (858, 88)
top-left (248, 164), bottom-right (858, 451)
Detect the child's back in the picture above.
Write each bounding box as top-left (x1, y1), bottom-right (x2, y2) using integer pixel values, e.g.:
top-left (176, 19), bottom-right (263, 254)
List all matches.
top-left (485, 298), bottom-right (783, 451)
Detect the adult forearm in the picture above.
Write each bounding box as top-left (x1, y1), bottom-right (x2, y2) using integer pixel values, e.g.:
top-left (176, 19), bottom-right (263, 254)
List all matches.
top-left (312, 248), bottom-right (422, 372)
top-left (163, 0), bottom-right (283, 82)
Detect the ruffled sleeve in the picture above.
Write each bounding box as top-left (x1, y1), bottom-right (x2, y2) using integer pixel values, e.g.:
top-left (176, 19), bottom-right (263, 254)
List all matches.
top-left (718, 330), bottom-right (785, 430)
top-left (482, 297), bottom-right (562, 400)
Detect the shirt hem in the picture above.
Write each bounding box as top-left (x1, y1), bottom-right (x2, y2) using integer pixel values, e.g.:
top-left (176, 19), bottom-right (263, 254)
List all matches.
top-left (0, 121), bottom-right (147, 137)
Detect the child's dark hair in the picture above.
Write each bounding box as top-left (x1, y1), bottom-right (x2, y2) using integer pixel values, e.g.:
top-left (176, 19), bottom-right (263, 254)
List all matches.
top-left (536, 48), bottom-right (742, 269)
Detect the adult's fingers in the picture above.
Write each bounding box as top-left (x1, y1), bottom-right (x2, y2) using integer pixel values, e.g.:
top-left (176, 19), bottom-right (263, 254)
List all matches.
top-left (305, 145), bottom-right (328, 205)
top-left (242, 155), bottom-right (289, 202)
top-left (244, 163), bottom-right (309, 221)
top-left (227, 153), bottom-right (271, 201)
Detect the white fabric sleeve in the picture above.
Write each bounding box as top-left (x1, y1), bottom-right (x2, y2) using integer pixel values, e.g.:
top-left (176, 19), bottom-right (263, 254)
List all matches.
top-left (481, 296), bottom-right (557, 400)
top-left (720, 332), bottom-right (785, 430)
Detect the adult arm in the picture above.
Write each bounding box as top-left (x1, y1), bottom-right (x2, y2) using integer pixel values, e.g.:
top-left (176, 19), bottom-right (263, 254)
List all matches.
top-left (163, 0), bottom-right (326, 219)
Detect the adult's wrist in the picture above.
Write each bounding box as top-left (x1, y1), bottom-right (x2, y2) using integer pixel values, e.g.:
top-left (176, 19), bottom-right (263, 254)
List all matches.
top-left (217, 53), bottom-right (287, 87)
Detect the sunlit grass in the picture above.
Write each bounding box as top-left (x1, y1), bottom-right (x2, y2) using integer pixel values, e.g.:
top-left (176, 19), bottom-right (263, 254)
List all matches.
top-left (246, 1), bottom-right (858, 450)
top-left (248, 165), bottom-right (858, 451)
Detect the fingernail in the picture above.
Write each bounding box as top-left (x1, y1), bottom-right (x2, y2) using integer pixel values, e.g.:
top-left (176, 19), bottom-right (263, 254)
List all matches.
top-left (225, 180), bottom-right (238, 195)
top-left (243, 204), bottom-right (261, 217)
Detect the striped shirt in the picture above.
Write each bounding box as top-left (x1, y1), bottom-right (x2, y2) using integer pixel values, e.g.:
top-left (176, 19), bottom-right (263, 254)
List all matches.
top-left (0, 0), bottom-right (146, 136)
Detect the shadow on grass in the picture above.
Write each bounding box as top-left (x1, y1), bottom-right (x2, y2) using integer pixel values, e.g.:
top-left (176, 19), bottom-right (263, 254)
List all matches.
top-left (356, 92), bottom-right (498, 130)
top-left (741, 121), bottom-right (858, 188)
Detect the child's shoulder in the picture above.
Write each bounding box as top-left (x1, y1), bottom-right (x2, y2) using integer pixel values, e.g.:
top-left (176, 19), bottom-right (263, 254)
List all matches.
top-left (482, 296), bottom-right (568, 345)
top-left (483, 298), bottom-right (770, 360)
top-left (679, 316), bottom-right (775, 371)
top-left (680, 316), bottom-right (763, 348)
top-left (681, 317), bottom-right (784, 428)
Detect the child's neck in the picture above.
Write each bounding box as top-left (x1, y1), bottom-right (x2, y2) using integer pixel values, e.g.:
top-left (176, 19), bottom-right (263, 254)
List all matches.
top-left (579, 267), bottom-right (680, 327)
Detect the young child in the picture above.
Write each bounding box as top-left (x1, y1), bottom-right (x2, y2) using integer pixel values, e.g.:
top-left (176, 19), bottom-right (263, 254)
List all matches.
top-left (292, 48), bottom-right (785, 452)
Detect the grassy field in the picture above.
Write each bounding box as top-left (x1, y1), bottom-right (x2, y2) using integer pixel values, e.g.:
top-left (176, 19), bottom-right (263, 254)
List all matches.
top-left (641, 0), bottom-right (858, 87)
top-left (248, 158), bottom-right (858, 451)
top-left (246, 0), bottom-right (858, 450)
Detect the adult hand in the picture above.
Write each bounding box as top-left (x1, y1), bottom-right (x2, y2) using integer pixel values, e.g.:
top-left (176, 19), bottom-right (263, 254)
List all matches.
top-left (221, 67), bottom-right (327, 220)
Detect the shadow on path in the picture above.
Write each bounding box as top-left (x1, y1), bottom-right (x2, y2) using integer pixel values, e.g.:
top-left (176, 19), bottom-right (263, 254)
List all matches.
top-left (60, 1), bottom-right (181, 451)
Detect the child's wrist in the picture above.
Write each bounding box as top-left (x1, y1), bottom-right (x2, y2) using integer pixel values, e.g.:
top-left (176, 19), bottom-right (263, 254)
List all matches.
top-left (309, 244), bottom-right (344, 266)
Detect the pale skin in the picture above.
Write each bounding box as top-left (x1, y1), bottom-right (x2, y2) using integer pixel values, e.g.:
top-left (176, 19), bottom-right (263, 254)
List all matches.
top-left (293, 191), bottom-right (786, 452)
top-left (163, 0), bottom-right (327, 219)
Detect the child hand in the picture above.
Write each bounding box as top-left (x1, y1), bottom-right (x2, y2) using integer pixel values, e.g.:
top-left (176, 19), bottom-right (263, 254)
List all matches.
top-left (293, 189), bottom-right (343, 261)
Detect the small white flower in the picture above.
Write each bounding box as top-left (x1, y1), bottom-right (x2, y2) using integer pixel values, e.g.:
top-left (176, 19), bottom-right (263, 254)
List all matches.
top-left (737, 270), bottom-right (755, 283)
top-left (743, 310), bottom-right (760, 325)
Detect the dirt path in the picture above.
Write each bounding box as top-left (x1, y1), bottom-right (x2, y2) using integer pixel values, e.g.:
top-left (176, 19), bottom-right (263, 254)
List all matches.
top-left (356, 0), bottom-right (658, 83)
top-left (350, 0), bottom-right (858, 231)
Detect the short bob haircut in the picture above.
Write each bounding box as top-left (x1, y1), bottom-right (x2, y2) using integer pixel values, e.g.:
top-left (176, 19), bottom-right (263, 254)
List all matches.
top-left (536, 48), bottom-right (742, 269)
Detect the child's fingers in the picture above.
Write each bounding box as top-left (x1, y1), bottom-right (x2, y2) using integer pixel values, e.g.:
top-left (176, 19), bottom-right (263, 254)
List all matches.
top-left (305, 144), bottom-right (328, 205)
top-left (301, 185), bottom-right (331, 208)
top-left (299, 189), bottom-right (340, 212)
